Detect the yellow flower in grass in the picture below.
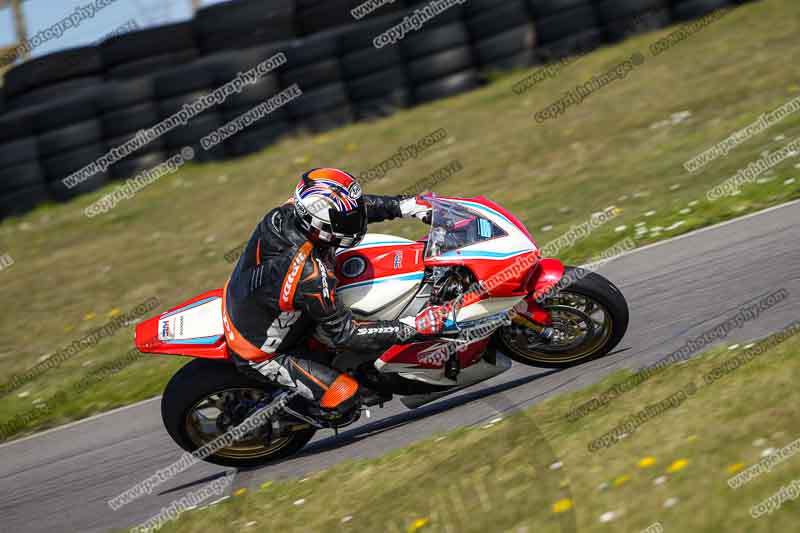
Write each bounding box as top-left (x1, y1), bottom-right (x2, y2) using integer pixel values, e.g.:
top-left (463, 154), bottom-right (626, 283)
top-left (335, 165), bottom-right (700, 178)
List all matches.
top-left (667, 459), bottom-right (689, 473)
top-left (259, 481), bottom-right (273, 490)
top-left (84, 312), bottom-right (96, 321)
top-left (686, 435), bottom-right (698, 443)
top-left (638, 457), bottom-right (656, 469)
top-left (234, 488), bottom-right (247, 497)
top-left (612, 475), bottom-right (630, 487)
top-left (293, 155), bottom-right (310, 165)
top-left (345, 143), bottom-right (359, 152)
top-left (727, 463), bottom-right (745, 475)
top-left (551, 498), bottom-right (573, 513)
top-left (408, 517), bottom-right (429, 532)
top-left (108, 308), bottom-right (122, 318)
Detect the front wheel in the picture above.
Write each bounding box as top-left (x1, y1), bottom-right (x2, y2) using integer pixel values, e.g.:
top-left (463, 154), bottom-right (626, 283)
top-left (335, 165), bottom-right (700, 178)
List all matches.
top-left (161, 359), bottom-right (316, 467)
top-left (496, 266), bottom-right (629, 368)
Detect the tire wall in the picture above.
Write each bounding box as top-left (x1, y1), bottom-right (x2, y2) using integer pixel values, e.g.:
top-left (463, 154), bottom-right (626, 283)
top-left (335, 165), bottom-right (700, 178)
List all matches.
top-left (0, 0), bottom-right (745, 218)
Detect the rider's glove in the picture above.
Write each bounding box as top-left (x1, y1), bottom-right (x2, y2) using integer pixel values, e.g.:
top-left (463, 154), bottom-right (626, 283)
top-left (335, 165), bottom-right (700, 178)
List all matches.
top-left (399, 195), bottom-right (432, 223)
top-left (403, 304), bottom-right (451, 336)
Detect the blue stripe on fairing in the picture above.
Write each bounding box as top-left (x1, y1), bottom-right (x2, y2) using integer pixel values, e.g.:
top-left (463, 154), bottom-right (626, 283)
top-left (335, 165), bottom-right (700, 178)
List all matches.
top-left (161, 297), bottom-right (219, 318)
top-left (338, 272), bottom-right (424, 291)
top-left (163, 335), bottom-right (223, 345)
top-left (439, 249), bottom-right (531, 259)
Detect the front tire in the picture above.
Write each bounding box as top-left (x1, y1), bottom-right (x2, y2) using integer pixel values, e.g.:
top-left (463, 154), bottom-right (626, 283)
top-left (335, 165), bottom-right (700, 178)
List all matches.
top-left (496, 266), bottom-right (629, 368)
top-left (161, 359), bottom-right (316, 468)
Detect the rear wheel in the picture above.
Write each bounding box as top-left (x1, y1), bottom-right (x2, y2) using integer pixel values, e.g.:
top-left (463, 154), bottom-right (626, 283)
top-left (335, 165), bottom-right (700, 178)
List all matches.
top-left (161, 359), bottom-right (316, 467)
top-left (496, 266), bottom-right (629, 368)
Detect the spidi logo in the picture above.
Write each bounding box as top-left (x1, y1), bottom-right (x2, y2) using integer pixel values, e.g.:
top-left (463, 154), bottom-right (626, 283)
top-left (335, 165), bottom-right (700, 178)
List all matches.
top-left (281, 244), bottom-right (311, 308)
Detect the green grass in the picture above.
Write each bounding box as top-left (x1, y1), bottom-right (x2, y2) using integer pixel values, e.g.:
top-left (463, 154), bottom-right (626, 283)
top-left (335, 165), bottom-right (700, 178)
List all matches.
top-left (1, 0), bottom-right (799, 441)
top-left (136, 325), bottom-right (800, 533)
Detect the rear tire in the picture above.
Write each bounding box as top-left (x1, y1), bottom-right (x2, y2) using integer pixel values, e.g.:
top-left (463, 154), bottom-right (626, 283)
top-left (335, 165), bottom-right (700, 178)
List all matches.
top-left (496, 266), bottom-right (629, 368)
top-left (161, 359), bottom-right (316, 468)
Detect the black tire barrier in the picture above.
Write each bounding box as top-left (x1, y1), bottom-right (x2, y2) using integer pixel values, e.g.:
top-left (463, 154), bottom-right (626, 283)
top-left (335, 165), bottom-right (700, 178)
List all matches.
top-left (400, 21), bottom-right (470, 59)
top-left (42, 143), bottom-right (107, 182)
top-left (98, 77), bottom-right (155, 113)
top-left (604, 6), bottom-right (672, 43)
top-left (105, 131), bottom-right (165, 160)
top-left (222, 74), bottom-right (283, 109)
top-left (281, 58), bottom-right (343, 90)
top-left (407, 47), bottom-right (474, 84)
top-left (342, 46), bottom-right (404, 79)
top-left (154, 63), bottom-right (215, 99)
top-left (595, 0), bottom-right (670, 23)
top-left (474, 23), bottom-right (536, 67)
top-left (294, 104), bottom-right (355, 133)
top-left (536, 28), bottom-right (605, 61)
top-left (0, 185), bottom-right (50, 218)
top-left (101, 21), bottom-right (196, 67)
top-left (534, 5), bottom-right (600, 44)
top-left (404, 0), bottom-right (466, 27)
top-left (109, 151), bottom-right (168, 180)
top-left (0, 108), bottom-right (37, 143)
top-left (107, 50), bottom-right (199, 80)
top-left (527, 0), bottom-right (589, 17)
top-left (298, 0), bottom-right (362, 36)
top-left (413, 68), bottom-right (478, 104)
top-left (157, 90), bottom-right (212, 118)
top-left (48, 171), bottom-right (108, 201)
top-left (0, 161), bottom-right (43, 192)
top-left (5, 77), bottom-right (104, 110)
top-left (225, 121), bottom-right (292, 157)
top-left (3, 45), bottom-right (104, 99)
top-left (465, 0), bottom-right (508, 16)
top-left (354, 87), bottom-right (412, 120)
top-left (31, 93), bottom-right (99, 133)
top-left (194, 0), bottom-right (295, 52)
top-left (347, 67), bottom-right (409, 101)
top-left (102, 103), bottom-right (160, 138)
top-left (38, 120), bottom-right (103, 158)
top-left (287, 82), bottom-right (350, 117)
top-left (0, 138), bottom-right (38, 168)
top-left (284, 28), bottom-right (343, 66)
top-left (222, 105), bottom-right (291, 127)
top-left (671, 0), bottom-right (731, 21)
top-left (466, 1), bottom-right (530, 41)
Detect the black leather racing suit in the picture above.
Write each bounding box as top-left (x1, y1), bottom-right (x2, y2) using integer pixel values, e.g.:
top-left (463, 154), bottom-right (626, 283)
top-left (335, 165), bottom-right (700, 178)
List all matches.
top-left (222, 195), bottom-right (416, 412)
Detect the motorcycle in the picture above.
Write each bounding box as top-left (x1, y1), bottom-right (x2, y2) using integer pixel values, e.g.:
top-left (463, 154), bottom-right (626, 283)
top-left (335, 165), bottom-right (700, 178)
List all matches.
top-left (135, 195), bottom-right (628, 467)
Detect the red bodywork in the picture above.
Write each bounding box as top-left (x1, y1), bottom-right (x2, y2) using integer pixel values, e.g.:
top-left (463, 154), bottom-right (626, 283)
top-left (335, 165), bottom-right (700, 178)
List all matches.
top-left (135, 196), bottom-right (565, 369)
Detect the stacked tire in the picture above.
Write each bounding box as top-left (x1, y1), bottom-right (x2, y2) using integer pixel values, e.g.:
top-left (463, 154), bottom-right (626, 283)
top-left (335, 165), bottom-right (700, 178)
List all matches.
top-left (201, 45), bottom-right (292, 157)
top-left (466, 0), bottom-right (537, 72)
top-left (102, 21), bottom-right (198, 79)
top-left (154, 62), bottom-right (226, 163)
top-left (400, 20), bottom-right (478, 105)
top-left (101, 77), bottom-right (168, 180)
top-left (594, 0), bottom-right (672, 43)
top-left (297, 0), bottom-right (407, 36)
top-left (34, 92), bottom-right (108, 201)
top-left (193, 0), bottom-right (296, 52)
top-left (670, 0), bottom-right (731, 21)
top-left (282, 29), bottom-right (354, 132)
top-left (527, 0), bottom-right (604, 60)
top-left (340, 14), bottom-right (411, 121)
top-left (2, 45), bottom-right (105, 110)
top-left (0, 108), bottom-right (48, 217)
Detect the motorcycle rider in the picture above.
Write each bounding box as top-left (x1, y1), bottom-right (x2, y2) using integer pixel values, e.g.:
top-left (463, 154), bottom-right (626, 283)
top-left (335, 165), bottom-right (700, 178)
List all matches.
top-left (222, 167), bottom-right (450, 419)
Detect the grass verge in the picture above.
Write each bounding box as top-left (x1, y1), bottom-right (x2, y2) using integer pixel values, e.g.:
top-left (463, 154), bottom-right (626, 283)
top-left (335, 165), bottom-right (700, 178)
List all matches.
top-left (138, 323), bottom-right (800, 533)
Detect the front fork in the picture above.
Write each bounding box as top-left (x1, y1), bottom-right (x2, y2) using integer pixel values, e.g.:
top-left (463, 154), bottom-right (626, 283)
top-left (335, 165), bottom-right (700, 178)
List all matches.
top-left (509, 257), bottom-right (566, 342)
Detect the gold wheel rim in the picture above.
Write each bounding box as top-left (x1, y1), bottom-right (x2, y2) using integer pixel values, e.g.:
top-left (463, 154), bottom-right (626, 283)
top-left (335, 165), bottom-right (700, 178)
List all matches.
top-left (501, 291), bottom-right (614, 364)
top-left (184, 387), bottom-right (294, 460)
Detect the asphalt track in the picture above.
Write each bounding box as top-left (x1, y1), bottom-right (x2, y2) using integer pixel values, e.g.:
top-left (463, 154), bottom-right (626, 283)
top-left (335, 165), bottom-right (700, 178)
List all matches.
top-left (1, 200), bottom-right (798, 533)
